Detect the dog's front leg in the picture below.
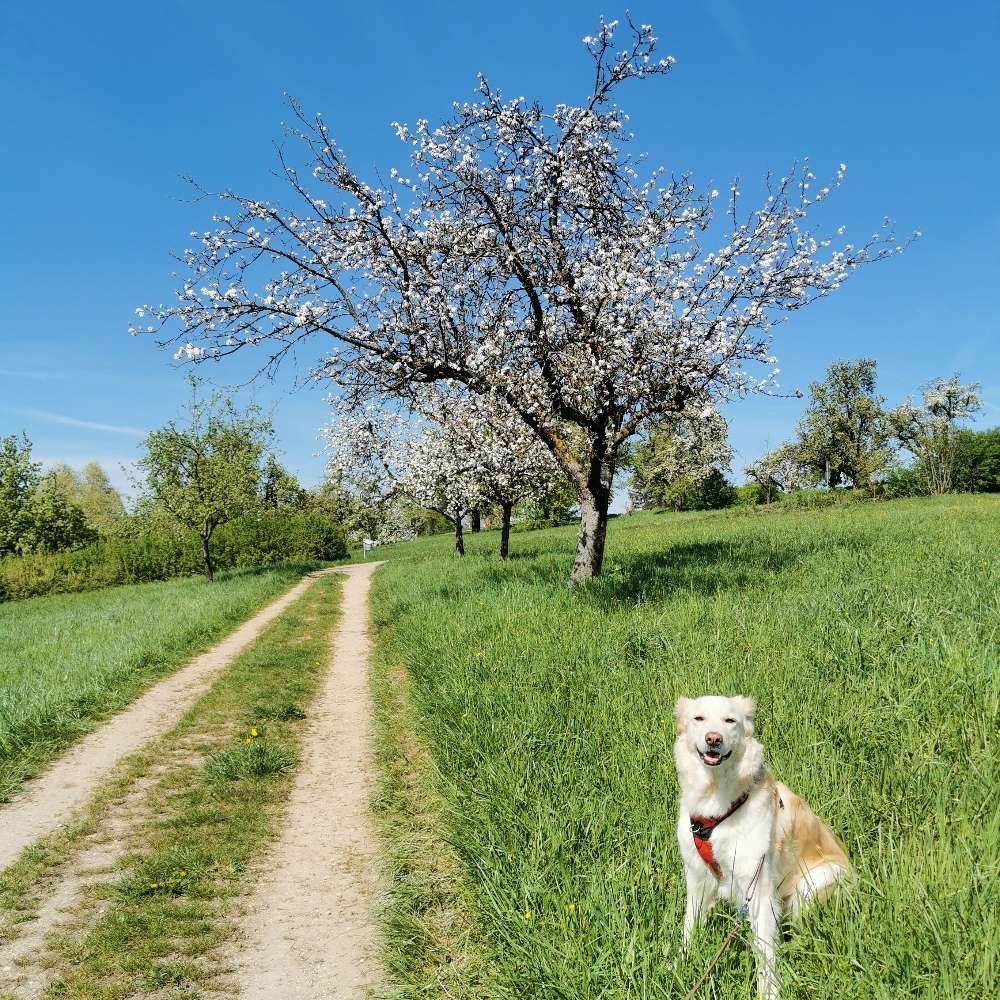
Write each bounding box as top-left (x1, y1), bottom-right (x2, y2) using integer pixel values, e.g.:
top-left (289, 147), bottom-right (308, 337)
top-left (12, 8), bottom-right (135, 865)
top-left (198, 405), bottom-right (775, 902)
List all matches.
top-left (748, 885), bottom-right (780, 1000)
top-left (682, 869), bottom-right (713, 950)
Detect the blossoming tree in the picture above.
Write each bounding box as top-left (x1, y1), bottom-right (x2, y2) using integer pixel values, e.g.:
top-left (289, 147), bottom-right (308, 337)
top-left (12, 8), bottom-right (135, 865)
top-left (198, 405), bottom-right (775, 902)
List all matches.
top-left (324, 389), bottom-right (561, 557)
top-left (136, 16), bottom-right (908, 584)
top-left (744, 444), bottom-right (808, 503)
top-left (629, 401), bottom-right (732, 509)
top-left (890, 376), bottom-right (982, 494)
top-left (420, 391), bottom-right (563, 558)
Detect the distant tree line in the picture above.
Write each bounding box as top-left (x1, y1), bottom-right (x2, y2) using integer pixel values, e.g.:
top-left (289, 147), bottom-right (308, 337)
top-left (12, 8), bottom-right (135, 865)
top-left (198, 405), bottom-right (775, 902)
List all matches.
top-left (627, 360), bottom-right (997, 512)
top-left (0, 379), bottom-right (348, 602)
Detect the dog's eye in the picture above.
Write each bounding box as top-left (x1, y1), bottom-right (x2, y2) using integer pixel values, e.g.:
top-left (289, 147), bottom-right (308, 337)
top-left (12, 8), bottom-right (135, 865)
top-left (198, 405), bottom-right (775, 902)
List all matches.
top-left (724, 717), bottom-right (736, 724)
top-left (693, 715), bottom-right (704, 722)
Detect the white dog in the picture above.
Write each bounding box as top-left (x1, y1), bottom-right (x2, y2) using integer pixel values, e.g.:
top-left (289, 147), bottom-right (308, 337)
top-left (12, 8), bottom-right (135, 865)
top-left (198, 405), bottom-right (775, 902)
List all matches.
top-left (674, 695), bottom-right (852, 999)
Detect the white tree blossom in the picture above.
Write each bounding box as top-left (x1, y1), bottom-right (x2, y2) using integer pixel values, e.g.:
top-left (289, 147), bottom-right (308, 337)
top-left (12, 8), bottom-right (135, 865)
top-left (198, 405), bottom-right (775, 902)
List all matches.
top-left (630, 401), bottom-right (732, 508)
top-left (744, 443), bottom-right (808, 502)
top-left (135, 15), bottom-right (910, 584)
top-left (890, 376), bottom-right (982, 495)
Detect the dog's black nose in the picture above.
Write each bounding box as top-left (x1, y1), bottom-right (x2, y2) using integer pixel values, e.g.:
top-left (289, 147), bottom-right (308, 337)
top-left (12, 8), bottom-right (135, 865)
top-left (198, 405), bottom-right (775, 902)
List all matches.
top-left (705, 731), bottom-right (723, 748)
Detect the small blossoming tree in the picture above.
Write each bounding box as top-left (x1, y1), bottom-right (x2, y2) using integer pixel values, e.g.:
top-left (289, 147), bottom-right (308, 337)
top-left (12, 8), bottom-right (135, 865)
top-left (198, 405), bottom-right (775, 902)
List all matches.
top-left (136, 16), bottom-right (909, 584)
top-left (421, 391), bottom-right (564, 558)
top-left (629, 401), bottom-right (733, 510)
top-left (324, 389), bottom-right (562, 557)
top-left (744, 443), bottom-right (808, 503)
top-left (890, 376), bottom-right (982, 495)
top-left (322, 406), bottom-right (416, 545)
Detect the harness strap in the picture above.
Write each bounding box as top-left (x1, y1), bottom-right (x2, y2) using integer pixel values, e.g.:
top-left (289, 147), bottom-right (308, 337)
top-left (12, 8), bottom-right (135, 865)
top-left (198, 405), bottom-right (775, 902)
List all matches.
top-left (689, 790), bottom-right (750, 879)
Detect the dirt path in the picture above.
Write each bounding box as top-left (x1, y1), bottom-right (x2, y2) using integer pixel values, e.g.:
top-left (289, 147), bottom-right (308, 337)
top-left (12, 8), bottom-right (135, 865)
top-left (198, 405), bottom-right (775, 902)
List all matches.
top-left (0, 569), bottom-right (337, 874)
top-left (228, 561), bottom-right (383, 1000)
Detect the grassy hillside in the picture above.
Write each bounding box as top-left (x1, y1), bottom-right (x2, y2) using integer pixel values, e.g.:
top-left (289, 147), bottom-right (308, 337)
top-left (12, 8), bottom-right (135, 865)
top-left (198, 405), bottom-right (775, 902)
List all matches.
top-left (0, 564), bottom-right (317, 801)
top-left (368, 496), bottom-right (999, 999)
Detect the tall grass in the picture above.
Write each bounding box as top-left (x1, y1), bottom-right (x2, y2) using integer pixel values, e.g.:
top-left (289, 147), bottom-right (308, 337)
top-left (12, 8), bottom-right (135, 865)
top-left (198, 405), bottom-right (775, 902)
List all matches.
top-left (0, 564), bottom-right (317, 800)
top-left (369, 496), bottom-right (999, 999)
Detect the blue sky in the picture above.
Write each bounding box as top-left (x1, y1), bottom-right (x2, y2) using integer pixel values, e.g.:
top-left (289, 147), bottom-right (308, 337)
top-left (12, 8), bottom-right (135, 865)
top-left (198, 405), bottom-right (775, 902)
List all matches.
top-left (2, 0), bottom-right (998, 504)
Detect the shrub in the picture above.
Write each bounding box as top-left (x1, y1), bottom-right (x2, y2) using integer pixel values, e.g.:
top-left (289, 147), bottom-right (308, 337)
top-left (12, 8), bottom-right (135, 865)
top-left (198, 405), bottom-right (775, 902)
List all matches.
top-left (0, 512), bottom-right (347, 602)
top-left (880, 465), bottom-right (928, 499)
top-left (652, 470), bottom-right (737, 512)
top-left (733, 483), bottom-right (764, 507)
top-left (953, 427), bottom-right (1000, 493)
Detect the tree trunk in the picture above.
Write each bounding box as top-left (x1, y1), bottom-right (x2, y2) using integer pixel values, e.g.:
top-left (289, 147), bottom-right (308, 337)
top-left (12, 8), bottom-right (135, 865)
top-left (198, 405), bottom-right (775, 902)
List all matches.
top-left (471, 508), bottom-right (481, 533)
top-left (499, 501), bottom-right (513, 559)
top-left (569, 448), bottom-right (613, 585)
top-left (453, 512), bottom-right (465, 556)
top-left (200, 530), bottom-right (214, 582)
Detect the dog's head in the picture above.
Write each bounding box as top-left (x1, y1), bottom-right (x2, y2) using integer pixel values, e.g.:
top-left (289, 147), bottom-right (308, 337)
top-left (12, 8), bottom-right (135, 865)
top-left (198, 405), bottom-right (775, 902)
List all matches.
top-left (674, 695), bottom-right (755, 769)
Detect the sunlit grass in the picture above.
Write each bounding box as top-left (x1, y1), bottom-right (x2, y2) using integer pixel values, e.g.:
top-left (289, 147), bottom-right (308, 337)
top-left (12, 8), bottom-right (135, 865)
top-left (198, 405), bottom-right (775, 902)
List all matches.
top-left (370, 496), bottom-right (999, 999)
top-left (0, 563), bottom-right (319, 800)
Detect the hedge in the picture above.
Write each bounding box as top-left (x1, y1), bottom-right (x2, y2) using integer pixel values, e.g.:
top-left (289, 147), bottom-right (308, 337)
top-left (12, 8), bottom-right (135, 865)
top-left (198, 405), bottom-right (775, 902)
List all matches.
top-left (0, 512), bottom-right (348, 602)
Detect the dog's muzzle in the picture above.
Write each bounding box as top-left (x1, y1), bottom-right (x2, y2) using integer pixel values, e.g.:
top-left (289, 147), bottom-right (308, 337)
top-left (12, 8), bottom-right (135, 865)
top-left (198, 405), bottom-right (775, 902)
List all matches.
top-left (698, 747), bottom-right (732, 767)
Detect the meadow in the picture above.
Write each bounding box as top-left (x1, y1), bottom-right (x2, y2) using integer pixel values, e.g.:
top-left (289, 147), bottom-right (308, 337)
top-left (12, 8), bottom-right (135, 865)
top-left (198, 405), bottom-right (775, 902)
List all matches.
top-left (0, 564), bottom-right (318, 801)
top-left (368, 496), bottom-right (999, 999)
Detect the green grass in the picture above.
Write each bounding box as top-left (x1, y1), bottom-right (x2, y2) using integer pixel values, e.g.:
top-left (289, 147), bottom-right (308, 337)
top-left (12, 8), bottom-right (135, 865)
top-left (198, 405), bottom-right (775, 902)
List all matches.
top-left (0, 572), bottom-right (341, 999)
top-left (0, 563), bottom-right (320, 801)
top-left (369, 496), bottom-right (1000, 999)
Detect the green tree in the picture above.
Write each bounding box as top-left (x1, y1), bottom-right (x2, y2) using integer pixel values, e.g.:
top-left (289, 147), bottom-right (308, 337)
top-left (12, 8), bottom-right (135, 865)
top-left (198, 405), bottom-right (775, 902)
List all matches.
top-left (49, 462), bottom-right (126, 533)
top-left (19, 475), bottom-right (96, 554)
top-left (0, 433), bottom-right (41, 556)
top-left (795, 359), bottom-right (891, 490)
top-left (137, 381), bottom-right (273, 581)
top-left (0, 441), bottom-right (95, 556)
top-left (952, 427), bottom-right (1000, 493)
top-left (520, 474), bottom-right (579, 528)
top-left (261, 456), bottom-right (308, 510)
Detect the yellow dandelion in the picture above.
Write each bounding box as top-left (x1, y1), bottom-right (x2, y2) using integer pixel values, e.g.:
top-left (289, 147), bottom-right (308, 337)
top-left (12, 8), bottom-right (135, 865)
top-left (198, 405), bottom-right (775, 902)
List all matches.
top-left (566, 903), bottom-right (576, 914)
top-left (522, 909), bottom-right (534, 921)
top-left (250, 727), bottom-right (259, 737)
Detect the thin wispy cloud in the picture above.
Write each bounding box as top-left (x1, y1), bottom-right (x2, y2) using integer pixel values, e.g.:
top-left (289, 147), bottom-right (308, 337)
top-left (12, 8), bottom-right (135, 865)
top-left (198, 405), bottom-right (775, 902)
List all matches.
top-left (14, 408), bottom-right (146, 438)
top-left (703, 0), bottom-right (753, 58)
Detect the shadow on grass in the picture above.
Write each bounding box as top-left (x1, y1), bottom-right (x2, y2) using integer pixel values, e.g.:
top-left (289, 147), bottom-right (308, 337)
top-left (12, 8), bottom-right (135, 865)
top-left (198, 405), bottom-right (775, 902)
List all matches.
top-left (472, 531), bottom-right (877, 608)
top-left (211, 560), bottom-right (326, 584)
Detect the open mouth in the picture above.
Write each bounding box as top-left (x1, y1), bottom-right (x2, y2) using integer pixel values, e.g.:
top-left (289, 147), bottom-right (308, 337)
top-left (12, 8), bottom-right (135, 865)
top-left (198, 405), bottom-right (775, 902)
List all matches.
top-left (698, 748), bottom-right (732, 767)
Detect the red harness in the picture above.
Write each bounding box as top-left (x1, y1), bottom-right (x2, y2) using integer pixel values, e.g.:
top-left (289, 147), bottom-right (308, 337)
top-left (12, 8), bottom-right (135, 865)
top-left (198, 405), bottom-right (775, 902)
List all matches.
top-left (689, 791), bottom-right (750, 879)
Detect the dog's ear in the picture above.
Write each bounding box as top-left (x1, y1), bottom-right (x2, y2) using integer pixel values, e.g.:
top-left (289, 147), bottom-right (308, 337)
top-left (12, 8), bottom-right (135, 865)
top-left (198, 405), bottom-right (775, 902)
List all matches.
top-left (736, 696), bottom-right (756, 735)
top-left (674, 697), bottom-right (691, 734)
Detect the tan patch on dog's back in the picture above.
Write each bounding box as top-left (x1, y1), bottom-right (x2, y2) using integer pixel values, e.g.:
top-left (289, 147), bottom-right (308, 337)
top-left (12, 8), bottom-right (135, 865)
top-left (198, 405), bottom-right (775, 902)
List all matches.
top-left (772, 781), bottom-right (852, 904)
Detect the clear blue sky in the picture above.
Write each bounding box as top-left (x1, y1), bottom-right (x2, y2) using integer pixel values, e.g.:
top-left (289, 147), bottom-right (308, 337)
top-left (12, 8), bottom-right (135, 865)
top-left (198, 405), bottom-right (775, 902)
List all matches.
top-left (2, 0), bottom-right (998, 502)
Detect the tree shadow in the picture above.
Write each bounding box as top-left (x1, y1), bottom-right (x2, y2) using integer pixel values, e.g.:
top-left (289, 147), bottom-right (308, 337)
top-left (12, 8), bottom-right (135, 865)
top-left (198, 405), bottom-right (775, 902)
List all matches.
top-left (473, 531), bottom-right (874, 608)
top-left (213, 560), bottom-right (324, 583)
top-left (588, 539), bottom-right (804, 606)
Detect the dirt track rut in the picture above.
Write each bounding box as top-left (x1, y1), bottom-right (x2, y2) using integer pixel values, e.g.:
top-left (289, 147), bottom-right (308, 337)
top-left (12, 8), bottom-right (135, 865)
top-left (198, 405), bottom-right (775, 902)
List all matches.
top-left (227, 561), bottom-right (383, 999)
